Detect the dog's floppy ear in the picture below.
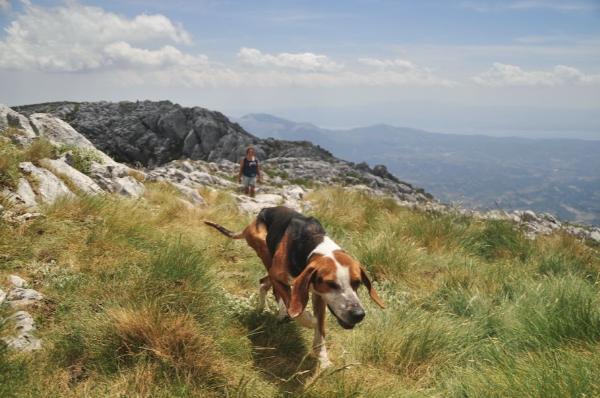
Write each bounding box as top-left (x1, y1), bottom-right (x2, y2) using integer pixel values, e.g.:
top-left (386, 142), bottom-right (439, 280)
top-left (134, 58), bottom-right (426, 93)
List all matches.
top-left (288, 266), bottom-right (317, 318)
top-left (361, 267), bottom-right (385, 309)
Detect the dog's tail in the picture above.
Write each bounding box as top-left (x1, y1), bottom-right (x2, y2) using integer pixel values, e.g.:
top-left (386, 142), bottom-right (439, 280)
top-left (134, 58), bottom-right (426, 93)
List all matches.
top-left (203, 220), bottom-right (245, 239)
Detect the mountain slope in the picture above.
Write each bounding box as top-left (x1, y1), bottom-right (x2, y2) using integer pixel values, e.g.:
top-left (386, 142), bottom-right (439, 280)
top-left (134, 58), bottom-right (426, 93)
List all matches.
top-left (237, 114), bottom-right (600, 225)
top-left (2, 104), bottom-right (600, 397)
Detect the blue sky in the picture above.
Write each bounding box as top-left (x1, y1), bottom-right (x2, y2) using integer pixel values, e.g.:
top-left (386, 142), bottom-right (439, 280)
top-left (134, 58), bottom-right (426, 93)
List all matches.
top-left (1, 0), bottom-right (599, 137)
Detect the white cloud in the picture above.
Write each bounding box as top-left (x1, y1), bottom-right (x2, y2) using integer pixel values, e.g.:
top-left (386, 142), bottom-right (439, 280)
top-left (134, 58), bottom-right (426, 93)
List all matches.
top-left (104, 42), bottom-right (208, 69)
top-left (0, 0), bottom-right (11, 13)
top-left (508, 0), bottom-right (599, 11)
top-left (0, 0), bottom-right (452, 89)
top-left (357, 57), bottom-right (456, 86)
top-left (0, 1), bottom-right (193, 71)
top-left (462, 0), bottom-right (599, 12)
top-left (358, 57), bottom-right (416, 70)
top-left (473, 63), bottom-right (600, 86)
top-left (237, 47), bottom-right (343, 72)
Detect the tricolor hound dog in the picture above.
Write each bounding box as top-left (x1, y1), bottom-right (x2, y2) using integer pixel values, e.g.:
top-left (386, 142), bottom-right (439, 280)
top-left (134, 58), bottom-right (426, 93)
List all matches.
top-left (204, 206), bottom-right (384, 367)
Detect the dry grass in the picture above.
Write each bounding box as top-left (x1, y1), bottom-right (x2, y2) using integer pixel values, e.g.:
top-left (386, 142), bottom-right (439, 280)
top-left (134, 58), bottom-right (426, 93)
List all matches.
top-left (108, 306), bottom-right (224, 384)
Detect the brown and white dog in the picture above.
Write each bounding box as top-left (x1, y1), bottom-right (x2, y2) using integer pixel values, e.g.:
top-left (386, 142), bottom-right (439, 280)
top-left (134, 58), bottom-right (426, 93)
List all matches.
top-left (204, 206), bottom-right (384, 367)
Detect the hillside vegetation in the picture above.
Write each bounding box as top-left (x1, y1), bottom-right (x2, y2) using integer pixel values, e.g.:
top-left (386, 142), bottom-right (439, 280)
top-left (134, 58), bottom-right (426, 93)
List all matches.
top-left (1, 180), bottom-right (599, 397)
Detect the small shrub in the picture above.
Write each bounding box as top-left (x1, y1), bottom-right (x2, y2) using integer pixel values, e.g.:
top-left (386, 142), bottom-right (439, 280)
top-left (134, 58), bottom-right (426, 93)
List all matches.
top-left (23, 137), bottom-right (58, 164)
top-left (0, 139), bottom-right (22, 188)
top-left (1, 127), bottom-right (27, 139)
top-left (59, 145), bottom-right (102, 175)
top-left (107, 306), bottom-right (224, 383)
top-left (464, 220), bottom-right (531, 261)
top-left (406, 213), bottom-right (471, 252)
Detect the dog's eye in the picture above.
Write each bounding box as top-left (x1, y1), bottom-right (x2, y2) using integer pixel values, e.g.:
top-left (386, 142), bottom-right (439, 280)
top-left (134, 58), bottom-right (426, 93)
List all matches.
top-left (350, 280), bottom-right (361, 290)
top-left (326, 281), bottom-right (340, 290)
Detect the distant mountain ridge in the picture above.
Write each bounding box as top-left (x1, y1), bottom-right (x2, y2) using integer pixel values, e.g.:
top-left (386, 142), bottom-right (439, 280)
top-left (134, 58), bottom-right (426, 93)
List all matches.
top-left (236, 113), bottom-right (600, 225)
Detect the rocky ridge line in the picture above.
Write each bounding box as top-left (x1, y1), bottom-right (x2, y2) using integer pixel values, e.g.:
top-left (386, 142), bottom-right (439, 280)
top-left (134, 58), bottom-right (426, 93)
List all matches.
top-left (1, 103), bottom-right (599, 241)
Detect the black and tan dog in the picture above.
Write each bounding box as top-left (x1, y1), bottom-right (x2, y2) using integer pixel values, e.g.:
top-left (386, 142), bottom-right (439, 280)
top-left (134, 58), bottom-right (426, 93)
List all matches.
top-left (204, 206), bottom-right (384, 367)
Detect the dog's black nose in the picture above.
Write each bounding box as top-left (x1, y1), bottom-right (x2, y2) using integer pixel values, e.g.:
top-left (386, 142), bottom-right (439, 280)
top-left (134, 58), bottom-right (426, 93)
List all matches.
top-left (349, 308), bottom-right (365, 323)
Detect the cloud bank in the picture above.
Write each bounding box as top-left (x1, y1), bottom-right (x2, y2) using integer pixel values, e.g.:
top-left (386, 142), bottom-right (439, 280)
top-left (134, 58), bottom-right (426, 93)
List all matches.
top-left (473, 63), bottom-right (600, 86)
top-left (0, 1), bottom-right (596, 92)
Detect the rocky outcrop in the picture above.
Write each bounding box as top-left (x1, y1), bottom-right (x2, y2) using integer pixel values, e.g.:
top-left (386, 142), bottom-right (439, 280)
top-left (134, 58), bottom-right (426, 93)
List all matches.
top-left (19, 162), bottom-right (75, 203)
top-left (1, 275), bottom-right (43, 352)
top-left (0, 104), bottom-right (37, 140)
top-left (1, 104), bottom-right (145, 210)
top-left (41, 157), bottom-right (103, 195)
top-left (15, 101), bottom-right (336, 167)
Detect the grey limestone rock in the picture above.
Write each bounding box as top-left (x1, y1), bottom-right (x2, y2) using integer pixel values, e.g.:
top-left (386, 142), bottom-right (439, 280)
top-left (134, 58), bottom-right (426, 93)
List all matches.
top-left (8, 275), bottom-right (27, 288)
top-left (16, 178), bottom-right (38, 208)
top-left (15, 101), bottom-right (334, 166)
top-left (19, 162), bottom-right (75, 204)
top-left (0, 104), bottom-right (37, 138)
top-left (2, 311), bottom-right (41, 352)
top-left (7, 287), bottom-right (44, 308)
top-left (42, 157), bottom-right (103, 194)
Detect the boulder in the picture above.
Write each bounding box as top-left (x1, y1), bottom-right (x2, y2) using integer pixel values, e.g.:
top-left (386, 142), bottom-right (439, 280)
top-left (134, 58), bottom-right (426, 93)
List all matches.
top-left (236, 193), bottom-right (285, 214)
top-left (0, 104), bottom-right (36, 138)
top-left (0, 288), bottom-right (5, 305)
top-left (172, 183), bottom-right (204, 205)
top-left (16, 178), bottom-right (38, 208)
top-left (7, 287), bottom-right (43, 308)
top-left (8, 275), bottom-right (27, 288)
top-left (42, 157), bottom-right (103, 194)
top-left (7, 311), bottom-right (36, 333)
top-left (19, 162), bottom-right (75, 203)
top-left (112, 176), bottom-right (145, 197)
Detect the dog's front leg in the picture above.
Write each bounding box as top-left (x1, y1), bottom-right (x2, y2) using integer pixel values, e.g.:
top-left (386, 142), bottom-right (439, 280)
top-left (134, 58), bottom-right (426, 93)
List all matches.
top-left (312, 292), bottom-right (332, 368)
top-left (257, 276), bottom-right (271, 312)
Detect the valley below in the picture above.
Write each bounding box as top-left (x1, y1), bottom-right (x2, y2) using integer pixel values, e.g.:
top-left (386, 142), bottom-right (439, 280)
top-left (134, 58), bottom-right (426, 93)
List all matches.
top-left (238, 114), bottom-right (600, 225)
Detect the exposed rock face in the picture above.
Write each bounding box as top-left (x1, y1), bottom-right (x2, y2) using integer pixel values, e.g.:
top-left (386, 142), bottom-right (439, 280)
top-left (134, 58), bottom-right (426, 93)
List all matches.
top-left (0, 104), bottom-right (36, 139)
top-left (19, 162), bottom-right (75, 203)
top-left (262, 157), bottom-right (429, 202)
top-left (42, 157), bottom-right (103, 195)
top-left (8, 275), bottom-right (28, 288)
top-left (15, 178), bottom-right (38, 208)
top-left (1, 276), bottom-right (43, 352)
top-left (15, 101), bottom-right (336, 167)
top-left (7, 287), bottom-right (44, 308)
top-left (1, 104), bottom-right (146, 210)
top-left (2, 311), bottom-right (42, 352)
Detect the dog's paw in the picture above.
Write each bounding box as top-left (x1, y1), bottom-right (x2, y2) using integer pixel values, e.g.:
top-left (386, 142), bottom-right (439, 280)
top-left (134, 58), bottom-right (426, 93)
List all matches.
top-left (318, 356), bottom-right (333, 369)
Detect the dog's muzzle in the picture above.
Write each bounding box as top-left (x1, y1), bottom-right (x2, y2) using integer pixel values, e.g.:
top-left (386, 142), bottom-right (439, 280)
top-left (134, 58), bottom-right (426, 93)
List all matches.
top-left (327, 305), bottom-right (365, 329)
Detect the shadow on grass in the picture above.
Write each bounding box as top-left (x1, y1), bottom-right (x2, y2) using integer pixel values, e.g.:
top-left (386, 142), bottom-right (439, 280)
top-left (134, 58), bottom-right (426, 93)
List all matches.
top-left (239, 310), bottom-right (318, 395)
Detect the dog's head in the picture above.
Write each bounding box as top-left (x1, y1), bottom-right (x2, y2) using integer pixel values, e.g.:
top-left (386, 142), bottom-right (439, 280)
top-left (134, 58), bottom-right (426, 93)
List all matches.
top-left (288, 251), bottom-right (384, 329)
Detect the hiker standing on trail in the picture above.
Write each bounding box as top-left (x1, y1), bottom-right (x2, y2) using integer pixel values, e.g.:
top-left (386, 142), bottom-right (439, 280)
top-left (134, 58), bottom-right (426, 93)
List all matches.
top-left (238, 146), bottom-right (261, 197)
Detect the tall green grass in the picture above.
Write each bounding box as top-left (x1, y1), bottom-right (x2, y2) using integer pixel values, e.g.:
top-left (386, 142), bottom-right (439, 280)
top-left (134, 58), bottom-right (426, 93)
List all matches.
top-left (0, 186), bottom-right (598, 397)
